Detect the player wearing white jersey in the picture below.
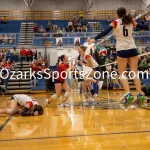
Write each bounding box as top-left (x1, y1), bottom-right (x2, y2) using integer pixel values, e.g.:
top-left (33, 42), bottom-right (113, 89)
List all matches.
top-left (0, 94), bottom-right (43, 116)
top-left (78, 46), bottom-right (103, 101)
top-left (90, 7), bottom-right (150, 107)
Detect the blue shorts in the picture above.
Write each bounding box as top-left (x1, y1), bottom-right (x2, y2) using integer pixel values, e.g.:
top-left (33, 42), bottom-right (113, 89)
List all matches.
top-left (117, 49), bottom-right (138, 58)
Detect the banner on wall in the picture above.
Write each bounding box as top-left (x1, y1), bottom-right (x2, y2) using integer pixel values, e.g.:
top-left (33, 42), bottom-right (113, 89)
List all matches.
top-left (56, 38), bottom-right (63, 49)
top-left (74, 37), bottom-right (80, 47)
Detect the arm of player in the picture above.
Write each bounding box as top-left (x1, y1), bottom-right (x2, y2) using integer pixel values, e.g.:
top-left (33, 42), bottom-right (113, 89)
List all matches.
top-left (90, 23), bottom-right (114, 43)
top-left (22, 102), bottom-right (38, 116)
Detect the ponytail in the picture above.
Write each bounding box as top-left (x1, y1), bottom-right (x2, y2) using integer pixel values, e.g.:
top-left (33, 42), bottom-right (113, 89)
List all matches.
top-left (122, 15), bottom-right (132, 25)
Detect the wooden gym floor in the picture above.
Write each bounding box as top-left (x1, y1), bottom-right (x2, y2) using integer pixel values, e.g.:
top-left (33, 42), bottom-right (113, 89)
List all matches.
top-left (0, 90), bottom-right (150, 150)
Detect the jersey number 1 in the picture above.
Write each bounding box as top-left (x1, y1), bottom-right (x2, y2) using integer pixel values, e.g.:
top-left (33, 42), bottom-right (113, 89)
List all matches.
top-left (123, 26), bottom-right (128, 37)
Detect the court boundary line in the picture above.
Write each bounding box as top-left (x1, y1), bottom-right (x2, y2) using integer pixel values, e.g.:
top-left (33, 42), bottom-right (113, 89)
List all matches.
top-left (1, 130), bottom-right (150, 142)
top-left (0, 115), bottom-right (14, 132)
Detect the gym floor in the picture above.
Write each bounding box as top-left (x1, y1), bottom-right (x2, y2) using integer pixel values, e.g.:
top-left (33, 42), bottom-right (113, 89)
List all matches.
top-left (0, 90), bottom-right (150, 150)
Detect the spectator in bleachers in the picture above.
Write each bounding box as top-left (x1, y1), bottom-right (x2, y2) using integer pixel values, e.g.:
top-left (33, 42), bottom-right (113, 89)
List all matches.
top-left (0, 34), bottom-right (3, 44)
top-left (4, 49), bottom-right (8, 60)
top-left (0, 76), bottom-right (6, 95)
top-left (46, 21), bottom-right (52, 32)
top-left (8, 34), bottom-right (14, 44)
top-left (26, 48), bottom-right (33, 62)
top-left (33, 49), bottom-right (37, 60)
top-left (57, 28), bottom-right (62, 33)
top-left (4, 34), bottom-right (8, 44)
top-left (105, 43), bottom-right (111, 55)
top-left (0, 50), bottom-right (4, 62)
top-left (12, 47), bottom-right (19, 62)
top-left (20, 47), bottom-right (27, 61)
top-left (38, 52), bottom-right (43, 60)
top-left (68, 20), bottom-right (73, 31)
top-left (145, 45), bottom-right (150, 52)
top-left (2, 16), bottom-right (8, 24)
top-left (6, 50), bottom-right (13, 61)
top-left (39, 25), bottom-right (44, 33)
top-left (34, 23), bottom-right (38, 33)
top-left (108, 50), bottom-right (116, 63)
top-left (31, 63), bottom-right (38, 87)
top-left (141, 48), bottom-right (146, 54)
top-left (139, 59), bottom-right (148, 71)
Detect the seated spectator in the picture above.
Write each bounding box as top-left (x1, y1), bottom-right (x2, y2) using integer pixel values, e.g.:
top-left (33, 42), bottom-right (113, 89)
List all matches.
top-left (105, 43), bottom-right (111, 55)
top-left (38, 52), bottom-right (43, 60)
top-left (139, 59), bottom-right (148, 71)
top-left (12, 47), bottom-right (19, 62)
top-left (2, 16), bottom-right (7, 24)
top-left (0, 50), bottom-right (4, 62)
top-left (77, 26), bottom-right (82, 32)
top-left (26, 48), bottom-right (33, 62)
top-left (6, 50), bottom-right (13, 62)
top-left (20, 47), bottom-right (27, 61)
top-left (68, 20), bottom-right (73, 31)
top-left (0, 34), bottom-right (3, 44)
top-left (145, 45), bottom-right (150, 52)
top-left (4, 34), bottom-right (8, 44)
top-left (108, 50), bottom-right (116, 63)
top-left (34, 23), bottom-right (38, 33)
top-left (39, 25), bottom-right (44, 33)
top-left (8, 34), bottom-right (14, 44)
top-left (0, 77), bottom-right (6, 95)
top-left (46, 21), bottom-right (52, 32)
top-left (141, 48), bottom-right (146, 54)
top-left (57, 28), bottom-right (62, 33)
top-left (82, 25), bottom-right (88, 32)
top-left (62, 28), bottom-right (66, 32)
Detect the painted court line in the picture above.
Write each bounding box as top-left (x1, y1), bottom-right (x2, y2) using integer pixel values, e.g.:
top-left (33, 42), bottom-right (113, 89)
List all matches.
top-left (0, 130), bottom-right (150, 142)
top-left (0, 115), bottom-right (14, 131)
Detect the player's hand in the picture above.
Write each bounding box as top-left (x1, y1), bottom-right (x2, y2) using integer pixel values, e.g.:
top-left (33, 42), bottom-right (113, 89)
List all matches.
top-left (34, 111), bottom-right (39, 116)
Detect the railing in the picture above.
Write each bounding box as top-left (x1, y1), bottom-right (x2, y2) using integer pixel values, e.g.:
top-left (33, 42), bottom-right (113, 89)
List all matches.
top-left (0, 10), bottom-right (143, 20)
top-left (0, 32), bottom-right (149, 48)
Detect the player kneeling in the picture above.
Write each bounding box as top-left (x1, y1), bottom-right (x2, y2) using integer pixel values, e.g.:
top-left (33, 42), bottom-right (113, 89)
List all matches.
top-left (0, 94), bottom-right (43, 116)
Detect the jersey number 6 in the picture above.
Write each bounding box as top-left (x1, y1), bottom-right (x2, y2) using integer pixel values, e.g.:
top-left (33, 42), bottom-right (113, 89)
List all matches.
top-left (123, 26), bottom-right (128, 37)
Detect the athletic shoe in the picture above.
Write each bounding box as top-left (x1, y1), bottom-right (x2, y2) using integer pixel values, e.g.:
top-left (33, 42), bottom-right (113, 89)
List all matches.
top-left (60, 103), bottom-right (70, 107)
top-left (98, 81), bottom-right (103, 90)
top-left (136, 93), bottom-right (146, 106)
top-left (45, 99), bottom-right (49, 107)
top-left (120, 92), bottom-right (134, 107)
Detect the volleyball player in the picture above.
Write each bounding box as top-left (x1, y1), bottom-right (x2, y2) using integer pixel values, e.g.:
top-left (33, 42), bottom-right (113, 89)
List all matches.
top-left (90, 7), bottom-right (150, 106)
top-left (0, 94), bottom-right (43, 116)
top-left (46, 55), bottom-right (77, 107)
top-left (78, 46), bottom-right (103, 101)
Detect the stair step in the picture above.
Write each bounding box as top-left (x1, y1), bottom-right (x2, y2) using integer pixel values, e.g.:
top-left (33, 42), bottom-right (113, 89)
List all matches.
top-left (7, 85), bottom-right (31, 90)
top-left (7, 90), bottom-right (30, 93)
top-left (9, 79), bottom-right (30, 82)
top-left (8, 82), bottom-right (31, 85)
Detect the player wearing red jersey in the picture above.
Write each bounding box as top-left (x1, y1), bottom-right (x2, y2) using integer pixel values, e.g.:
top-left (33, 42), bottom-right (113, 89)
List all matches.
top-left (46, 55), bottom-right (77, 107)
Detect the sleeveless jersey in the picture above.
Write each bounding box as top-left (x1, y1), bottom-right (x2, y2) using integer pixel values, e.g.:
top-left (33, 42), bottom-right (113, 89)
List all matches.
top-left (13, 94), bottom-right (39, 107)
top-left (83, 53), bottom-right (99, 69)
top-left (112, 19), bottom-right (136, 51)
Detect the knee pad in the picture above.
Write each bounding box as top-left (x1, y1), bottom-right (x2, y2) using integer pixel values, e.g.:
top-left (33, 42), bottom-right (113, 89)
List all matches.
top-left (51, 94), bottom-right (60, 100)
top-left (64, 91), bottom-right (71, 98)
top-left (7, 109), bottom-right (12, 115)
